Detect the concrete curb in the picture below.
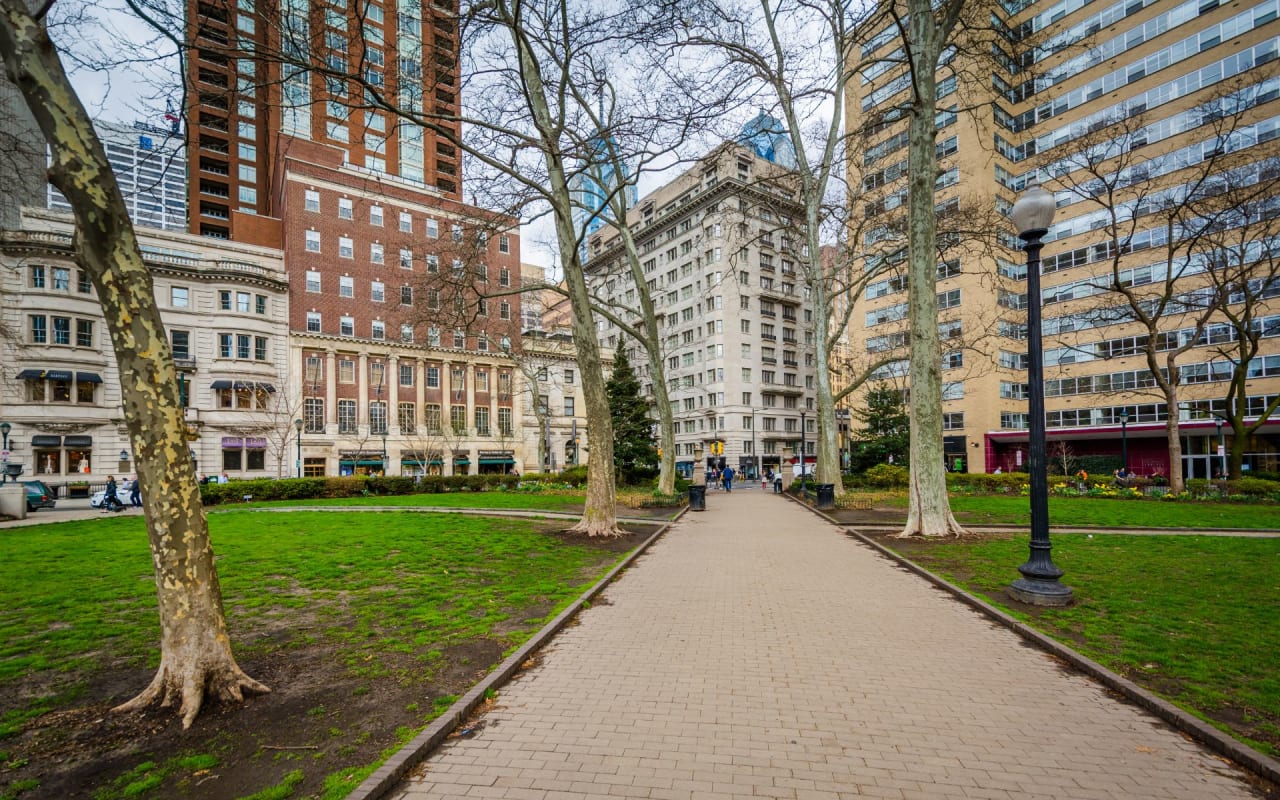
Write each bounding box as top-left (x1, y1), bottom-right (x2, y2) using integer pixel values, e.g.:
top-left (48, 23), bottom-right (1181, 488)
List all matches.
top-left (782, 492), bottom-right (1280, 789)
top-left (345, 507), bottom-right (687, 800)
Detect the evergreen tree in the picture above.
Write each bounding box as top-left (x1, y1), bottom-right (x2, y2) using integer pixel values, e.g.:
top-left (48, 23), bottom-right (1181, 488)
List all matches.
top-left (851, 384), bottom-right (910, 472)
top-left (606, 353), bottom-right (658, 482)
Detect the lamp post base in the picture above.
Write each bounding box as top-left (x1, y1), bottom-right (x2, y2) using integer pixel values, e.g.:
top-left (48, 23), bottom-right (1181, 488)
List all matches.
top-left (1009, 577), bottom-right (1074, 606)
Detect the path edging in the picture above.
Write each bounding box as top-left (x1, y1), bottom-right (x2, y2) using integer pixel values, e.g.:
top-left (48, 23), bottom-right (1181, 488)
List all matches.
top-left (345, 508), bottom-right (687, 800)
top-left (782, 492), bottom-right (1280, 789)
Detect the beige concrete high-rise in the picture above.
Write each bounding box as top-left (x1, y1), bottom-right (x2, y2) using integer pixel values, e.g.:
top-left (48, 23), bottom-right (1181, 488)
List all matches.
top-left (845, 0), bottom-right (1280, 477)
top-left (587, 139), bottom-right (817, 480)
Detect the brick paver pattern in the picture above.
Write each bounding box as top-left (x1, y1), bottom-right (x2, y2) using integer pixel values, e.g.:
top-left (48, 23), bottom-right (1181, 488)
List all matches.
top-left (392, 491), bottom-right (1261, 800)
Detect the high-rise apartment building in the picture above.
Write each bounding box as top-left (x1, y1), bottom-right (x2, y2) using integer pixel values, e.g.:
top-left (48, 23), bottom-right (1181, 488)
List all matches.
top-left (186, 0), bottom-right (526, 475)
top-left (587, 129), bottom-right (817, 480)
top-left (846, 1), bottom-right (1280, 477)
top-left (48, 120), bottom-right (187, 233)
top-left (185, 0), bottom-right (462, 243)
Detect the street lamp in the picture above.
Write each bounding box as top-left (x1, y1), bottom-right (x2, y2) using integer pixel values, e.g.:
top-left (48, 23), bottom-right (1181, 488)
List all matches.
top-left (800, 410), bottom-right (806, 479)
top-left (1215, 417), bottom-right (1225, 481)
top-left (1119, 408), bottom-right (1129, 472)
top-left (293, 418), bottom-right (303, 478)
top-left (0, 421), bottom-right (10, 484)
top-left (1008, 181), bottom-right (1073, 607)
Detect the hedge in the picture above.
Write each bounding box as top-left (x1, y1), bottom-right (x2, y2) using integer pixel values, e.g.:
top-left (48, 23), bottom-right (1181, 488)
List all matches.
top-left (200, 473), bottom-right (522, 505)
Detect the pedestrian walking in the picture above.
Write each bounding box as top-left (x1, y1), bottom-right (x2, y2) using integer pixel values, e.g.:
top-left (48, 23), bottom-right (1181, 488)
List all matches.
top-left (102, 475), bottom-right (123, 512)
top-left (129, 476), bottom-right (142, 507)
top-left (762, 469), bottom-right (771, 491)
top-left (722, 465), bottom-right (735, 492)
top-left (773, 471), bottom-right (783, 494)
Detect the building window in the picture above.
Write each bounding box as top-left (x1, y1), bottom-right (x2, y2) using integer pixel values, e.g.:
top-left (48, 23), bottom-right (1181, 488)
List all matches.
top-left (372, 320), bottom-right (385, 339)
top-left (425, 403), bottom-right (442, 432)
top-left (499, 267), bottom-right (510, 286)
top-left (338, 197), bottom-right (353, 219)
top-left (52, 268), bottom-right (70, 290)
top-left (30, 264), bottom-right (45, 288)
top-left (171, 286), bottom-right (189, 307)
top-left (370, 205), bottom-right (384, 226)
top-left (401, 324), bottom-right (414, 342)
top-left (256, 295), bottom-right (267, 314)
top-left (255, 336), bottom-right (268, 360)
top-left (371, 281), bottom-right (385, 302)
top-left (564, 368), bottom-right (574, 384)
top-left (340, 276), bottom-right (354, 297)
top-left (564, 397), bottom-right (575, 416)
top-left (453, 329), bottom-right (465, 349)
top-left (237, 334), bottom-right (251, 359)
top-left (306, 230), bottom-right (321, 252)
top-left (340, 316), bottom-right (355, 336)
top-left (400, 285), bottom-right (413, 305)
top-left (339, 359), bottom-right (355, 383)
top-left (399, 402), bottom-right (416, 434)
top-left (30, 315), bottom-right (46, 343)
top-left (304, 398), bottom-right (325, 433)
top-left (499, 234), bottom-right (510, 253)
top-left (399, 211), bottom-right (412, 232)
top-left (426, 218), bottom-right (439, 238)
top-left (76, 319), bottom-right (93, 348)
top-left (427, 327), bottom-right (440, 346)
top-left (339, 237), bottom-right (354, 259)
top-left (370, 243), bottom-right (384, 264)
top-left (338, 399), bottom-right (357, 433)
top-left (399, 364), bottom-right (414, 386)
top-left (476, 370), bottom-right (489, 392)
top-left (942, 412), bottom-right (965, 430)
top-left (369, 401), bottom-right (388, 434)
top-left (305, 189), bottom-right (320, 212)
top-left (219, 290), bottom-right (232, 310)
top-left (306, 312), bottom-right (321, 332)
top-left (450, 405), bottom-right (467, 434)
top-left (498, 407), bottom-right (513, 436)
top-left (451, 223), bottom-right (463, 242)
top-left (306, 271), bottom-right (321, 292)
top-left (426, 366), bottom-right (440, 387)
top-left (475, 407), bottom-right (490, 436)
top-left (236, 292), bottom-right (251, 312)
top-left (77, 271), bottom-right (91, 293)
top-left (52, 317), bottom-right (71, 345)
top-left (400, 248), bottom-right (413, 269)
top-left (171, 330), bottom-right (190, 360)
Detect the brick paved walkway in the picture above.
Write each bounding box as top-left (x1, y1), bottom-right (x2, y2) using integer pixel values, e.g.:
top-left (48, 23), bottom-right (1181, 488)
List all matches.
top-left (391, 491), bottom-right (1262, 800)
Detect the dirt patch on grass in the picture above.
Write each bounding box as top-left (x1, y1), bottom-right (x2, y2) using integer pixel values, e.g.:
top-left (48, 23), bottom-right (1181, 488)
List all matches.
top-left (0, 520), bottom-right (657, 800)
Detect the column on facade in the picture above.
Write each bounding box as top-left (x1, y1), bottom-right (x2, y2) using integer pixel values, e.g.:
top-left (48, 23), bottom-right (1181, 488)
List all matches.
top-left (488, 361), bottom-right (498, 444)
top-left (325, 350), bottom-right (338, 432)
top-left (465, 362), bottom-right (477, 466)
top-left (414, 357), bottom-right (426, 431)
top-left (388, 353), bottom-right (400, 436)
top-left (440, 359), bottom-right (453, 475)
top-left (357, 352), bottom-right (369, 437)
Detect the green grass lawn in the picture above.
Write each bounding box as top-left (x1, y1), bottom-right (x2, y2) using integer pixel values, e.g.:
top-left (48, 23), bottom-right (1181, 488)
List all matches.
top-left (0, 510), bottom-right (633, 799)
top-left (223, 490), bottom-right (587, 512)
top-left (876, 493), bottom-right (1280, 529)
top-left (884, 533), bottom-right (1280, 756)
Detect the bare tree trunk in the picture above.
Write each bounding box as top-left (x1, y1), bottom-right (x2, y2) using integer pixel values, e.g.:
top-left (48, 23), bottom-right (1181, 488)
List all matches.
top-left (508, 10), bottom-right (620, 535)
top-left (1161, 381), bottom-right (1185, 493)
top-left (899, 4), bottom-right (964, 537)
top-left (0, 1), bottom-right (267, 727)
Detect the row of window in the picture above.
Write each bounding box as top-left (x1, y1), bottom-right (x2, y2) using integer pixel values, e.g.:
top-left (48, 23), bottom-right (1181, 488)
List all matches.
top-left (29, 265), bottom-right (92, 293)
top-left (23, 376), bottom-right (95, 404)
top-left (217, 333), bottom-right (271, 361)
top-left (29, 315), bottom-right (94, 347)
top-left (309, 399), bottom-right (517, 437)
top-left (301, 312), bottom-right (512, 350)
top-left (303, 356), bottom-right (513, 394)
top-left (301, 191), bottom-right (513, 252)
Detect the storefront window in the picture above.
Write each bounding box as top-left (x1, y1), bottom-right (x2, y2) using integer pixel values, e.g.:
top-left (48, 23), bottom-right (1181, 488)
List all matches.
top-left (223, 450), bottom-right (243, 471)
top-left (246, 449), bottom-right (265, 470)
top-left (36, 450), bottom-right (60, 475)
top-left (77, 383), bottom-right (94, 404)
top-left (67, 449), bottom-right (92, 474)
top-left (51, 380), bottom-right (71, 402)
top-left (303, 457), bottom-right (326, 477)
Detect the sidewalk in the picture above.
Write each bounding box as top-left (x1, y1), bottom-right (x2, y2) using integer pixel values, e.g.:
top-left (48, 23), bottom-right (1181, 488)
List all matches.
top-left (391, 490), bottom-right (1261, 800)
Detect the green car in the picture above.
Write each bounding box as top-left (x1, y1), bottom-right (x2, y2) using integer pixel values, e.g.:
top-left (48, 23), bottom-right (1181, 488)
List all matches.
top-left (22, 480), bottom-right (56, 512)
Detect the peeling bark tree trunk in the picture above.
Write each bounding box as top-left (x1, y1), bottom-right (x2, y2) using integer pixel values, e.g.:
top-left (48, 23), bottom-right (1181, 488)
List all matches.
top-left (1161, 383), bottom-right (1185, 493)
top-left (506, 6), bottom-right (620, 536)
top-left (899, 0), bottom-right (965, 538)
top-left (0, 1), bottom-right (267, 726)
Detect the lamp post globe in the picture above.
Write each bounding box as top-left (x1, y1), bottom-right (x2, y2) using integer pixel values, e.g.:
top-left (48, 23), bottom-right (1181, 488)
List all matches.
top-left (1009, 180), bottom-right (1073, 607)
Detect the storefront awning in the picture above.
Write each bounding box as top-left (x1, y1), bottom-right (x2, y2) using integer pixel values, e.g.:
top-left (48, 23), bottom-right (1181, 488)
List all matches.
top-left (75, 372), bottom-right (102, 383)
top-left (339, 459), bottom-right (385, 467)
top-left (31, 435), bottom-right (62, 447)
top-left (17, 368), bottom-right (74, 381)
top-left (403, 458), bottom-right (444, 465)
top-left (453, 456), bottom-right (470, 464)
top-left (64, 435), bottom-right (93, 448)
top-left (210, 380), bottom-right (276, 392)
top-left (478, 457), bottom-right (516, 465)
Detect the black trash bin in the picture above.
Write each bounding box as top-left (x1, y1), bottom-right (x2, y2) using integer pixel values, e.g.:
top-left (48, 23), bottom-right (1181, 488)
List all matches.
top-left (689, 484), bottom-right (706, 511)
top-left (816, 483), bottom-right (836, 510)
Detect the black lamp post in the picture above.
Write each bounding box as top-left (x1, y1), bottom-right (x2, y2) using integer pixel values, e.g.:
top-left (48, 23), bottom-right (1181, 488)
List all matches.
top-left (1119, 408), bottom-right (1129, 471)
top-left (1008, 181), bottom-right (1073, 607)
top-left (293, 418), bottom-right (303, 478)
top-left (0, 421), bottom-right (10, 484)
top-left (800, 410), bottom-right (806, 478)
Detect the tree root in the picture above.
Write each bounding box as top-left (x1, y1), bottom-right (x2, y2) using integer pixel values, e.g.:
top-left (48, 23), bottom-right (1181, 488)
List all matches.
top-left (568, 518), bottom-right (625, 538)
top-left (113, 657), bottom-right (270, 729)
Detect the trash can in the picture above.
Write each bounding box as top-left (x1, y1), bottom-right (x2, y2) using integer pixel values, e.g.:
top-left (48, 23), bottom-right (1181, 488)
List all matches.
top-left (688, 485), bottom-right (706, 511)
top-left (816, 483), bottom-right (836, 510)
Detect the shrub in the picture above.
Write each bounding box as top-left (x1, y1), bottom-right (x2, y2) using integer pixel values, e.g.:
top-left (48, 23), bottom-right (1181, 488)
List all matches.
top-left (947, 472), bottom-right (1027, 494)
top-left (1228, 477), bottom-right (1280, 498)
top-left (861, 464), bottom-right (909, 489)
top-left (559, 465), bottom-right (589, 487)
top-left (367, 476), bottom-right (417, 495)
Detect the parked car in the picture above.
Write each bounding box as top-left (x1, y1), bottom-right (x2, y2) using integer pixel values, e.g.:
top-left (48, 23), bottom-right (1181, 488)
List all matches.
top-left (22, 480), bottom-right (56, 512)
top-left (90, 489), bottom-right (106, 508)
